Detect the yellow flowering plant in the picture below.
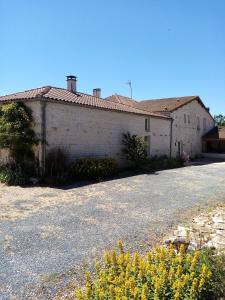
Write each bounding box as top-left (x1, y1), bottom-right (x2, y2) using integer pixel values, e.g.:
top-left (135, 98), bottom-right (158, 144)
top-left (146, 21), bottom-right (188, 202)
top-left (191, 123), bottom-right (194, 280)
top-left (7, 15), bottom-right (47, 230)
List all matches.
top-left (75, 241), bottom-right (222, 300)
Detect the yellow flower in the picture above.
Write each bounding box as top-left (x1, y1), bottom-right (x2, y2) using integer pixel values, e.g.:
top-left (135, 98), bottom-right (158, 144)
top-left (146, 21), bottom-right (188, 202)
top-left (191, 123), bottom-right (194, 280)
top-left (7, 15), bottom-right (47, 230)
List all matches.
top-left (133, 287), bottom-right (139, 299)
top-left (95, 261), bottom-right (101, 274)
top-left (75, 289), bottom-right (84, 300)
top-left (174, 290), bottom-right (181, 300)
top-left (117, 240), bottom-right (124, 254)
top-left (109, 284), bottom-right (115, 298)
top-left (176, 265), bottom-right (182, 277)
top-left (141, 283), bottom-right (148, 300)
top-left (199, 277), bottom-right (205, 289)
top-left (190, 278), bottom-right (198, 298)
top-left (111, 249), bottom-right (117, 266)
top-left (133, 252), bottom-right (139, 268)
top-left (103, 251), bottom-right (111, 265)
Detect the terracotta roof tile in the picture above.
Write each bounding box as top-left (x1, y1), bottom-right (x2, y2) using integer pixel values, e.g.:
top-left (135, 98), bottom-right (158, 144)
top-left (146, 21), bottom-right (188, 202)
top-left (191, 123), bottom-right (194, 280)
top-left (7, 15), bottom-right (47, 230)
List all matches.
top-left (137, 96), bottom-right (198, 112)
top-left (106, 94), bottom-right (214, 121)
top-left (105, 94), bottom-right (139, 108)
top-left (0, 87), bottom-right (169, 119)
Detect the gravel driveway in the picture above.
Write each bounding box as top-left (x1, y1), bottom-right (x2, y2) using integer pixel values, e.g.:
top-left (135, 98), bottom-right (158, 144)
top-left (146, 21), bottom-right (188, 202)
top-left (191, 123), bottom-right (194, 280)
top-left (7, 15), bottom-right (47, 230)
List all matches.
top-left (1, 161), bottom-right (225, 299)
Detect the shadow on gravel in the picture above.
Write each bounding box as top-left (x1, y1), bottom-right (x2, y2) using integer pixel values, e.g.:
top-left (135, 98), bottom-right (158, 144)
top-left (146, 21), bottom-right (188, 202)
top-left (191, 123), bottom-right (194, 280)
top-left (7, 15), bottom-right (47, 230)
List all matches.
top-left (190, 158), bottom-right (225, 166)
top-left (56, 169), bottom-right (160, 191)
top-left (22, 159), bottom-right (225, 190)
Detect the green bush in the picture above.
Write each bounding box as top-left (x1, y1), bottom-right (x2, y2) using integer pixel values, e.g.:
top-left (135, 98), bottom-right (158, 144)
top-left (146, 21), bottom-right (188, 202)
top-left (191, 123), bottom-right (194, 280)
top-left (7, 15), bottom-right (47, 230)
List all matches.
top-left (0, 164), bottom-right (31, 186)
top-left (141, 157), bottom-right (184, 172)
top-left (75, 242), bottom-right (225, 300)
top-left (0, 102), bottom-right (39, 164)
top-left (122, 132), bottom-right (147, 167)
top-left (70, 157), bottom-right (118, 180)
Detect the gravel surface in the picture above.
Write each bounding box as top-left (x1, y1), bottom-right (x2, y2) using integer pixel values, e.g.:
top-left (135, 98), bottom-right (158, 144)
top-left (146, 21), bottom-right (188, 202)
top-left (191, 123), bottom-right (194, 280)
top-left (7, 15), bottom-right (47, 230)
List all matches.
top-left (1, 161), bottom-right (225, 299)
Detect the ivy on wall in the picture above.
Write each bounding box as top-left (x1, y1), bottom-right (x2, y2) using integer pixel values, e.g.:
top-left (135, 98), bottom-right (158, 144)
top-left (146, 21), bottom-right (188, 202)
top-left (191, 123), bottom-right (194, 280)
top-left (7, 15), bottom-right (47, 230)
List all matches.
top-left (0, 102), bottom-right (39, 165)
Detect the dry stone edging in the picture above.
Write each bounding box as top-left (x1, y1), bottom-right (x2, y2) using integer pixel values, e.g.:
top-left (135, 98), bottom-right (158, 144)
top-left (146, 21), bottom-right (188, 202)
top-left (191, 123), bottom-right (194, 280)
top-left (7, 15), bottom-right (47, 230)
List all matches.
top-left (164, 207), bottom-right (225, 251)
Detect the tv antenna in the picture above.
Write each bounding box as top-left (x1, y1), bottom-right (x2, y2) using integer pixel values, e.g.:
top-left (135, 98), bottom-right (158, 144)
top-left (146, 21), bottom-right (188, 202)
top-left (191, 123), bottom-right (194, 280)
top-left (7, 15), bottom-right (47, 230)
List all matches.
top-left (126, 80), bottom-right (133, 99)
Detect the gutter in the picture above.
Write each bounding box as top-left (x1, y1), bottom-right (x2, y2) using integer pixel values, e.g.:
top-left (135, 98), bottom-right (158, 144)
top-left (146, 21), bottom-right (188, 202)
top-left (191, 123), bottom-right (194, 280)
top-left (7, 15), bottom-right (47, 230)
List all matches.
top-left (169, 118), bottom-right (173, 158)
top-left (40, 100), bottom-right (46, 176)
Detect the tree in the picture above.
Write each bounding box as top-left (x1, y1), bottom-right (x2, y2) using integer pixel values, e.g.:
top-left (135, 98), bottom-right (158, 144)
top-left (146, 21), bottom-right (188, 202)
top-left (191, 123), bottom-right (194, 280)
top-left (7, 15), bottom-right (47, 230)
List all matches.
top-left (0, 102), bottom-right (39, 164)
top-left (122, 132), bottom-right (147, 167)
top-left (214, 114), bottom-right (225, 126)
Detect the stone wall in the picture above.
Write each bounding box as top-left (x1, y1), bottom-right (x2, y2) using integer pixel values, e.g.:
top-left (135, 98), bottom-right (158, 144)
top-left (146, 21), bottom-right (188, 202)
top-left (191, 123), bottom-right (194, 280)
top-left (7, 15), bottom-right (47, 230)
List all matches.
top-left (150, 117), bottom-right (171, 157)
top-left (24, 100), bottom-right (43, 164)
top-left (171, 100), bottom-right (215, 157)
top-left (44, 101), bottom-right (171, 164)
top-left (1, 98), bottom-right (213, 166)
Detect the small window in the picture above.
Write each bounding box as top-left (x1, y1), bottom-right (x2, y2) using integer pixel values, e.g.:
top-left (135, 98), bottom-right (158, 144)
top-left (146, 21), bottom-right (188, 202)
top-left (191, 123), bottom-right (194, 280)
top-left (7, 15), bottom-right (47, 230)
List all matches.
top-left (188, 115), bottom-right (190, 124)
top-left (145, 118), bottom-right (150, 132)
top-left (197, 116), bottom-right (200, 130)
top-left (184, 114), bottom-right (187, 124)
top-left (203, 118), bottom-right (206, 130)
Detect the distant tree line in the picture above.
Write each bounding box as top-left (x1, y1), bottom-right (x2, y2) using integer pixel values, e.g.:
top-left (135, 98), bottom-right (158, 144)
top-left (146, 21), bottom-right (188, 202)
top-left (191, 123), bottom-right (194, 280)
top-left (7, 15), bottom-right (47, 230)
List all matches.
top-left (214, 114), bottom-right (225, 126)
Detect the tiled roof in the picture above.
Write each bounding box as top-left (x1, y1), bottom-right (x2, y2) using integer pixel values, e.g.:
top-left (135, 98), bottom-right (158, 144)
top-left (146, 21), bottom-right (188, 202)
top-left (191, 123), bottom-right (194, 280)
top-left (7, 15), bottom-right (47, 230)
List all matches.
top-left (137, 96), bottom-right (199, 112)
top-left (203, 126), bottom-right (225, 140)
top-left (0, 86), bottom-right (169, 119)
top-left (105, 94), bottom-right (139, 108)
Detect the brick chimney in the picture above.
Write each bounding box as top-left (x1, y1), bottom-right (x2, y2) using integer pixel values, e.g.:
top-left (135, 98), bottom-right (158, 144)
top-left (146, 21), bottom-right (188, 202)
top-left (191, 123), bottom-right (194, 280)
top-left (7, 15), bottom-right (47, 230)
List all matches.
top-left (66, 75), bottom-right (77, 93)
top-left (93, 88), bottom-right (101, 98)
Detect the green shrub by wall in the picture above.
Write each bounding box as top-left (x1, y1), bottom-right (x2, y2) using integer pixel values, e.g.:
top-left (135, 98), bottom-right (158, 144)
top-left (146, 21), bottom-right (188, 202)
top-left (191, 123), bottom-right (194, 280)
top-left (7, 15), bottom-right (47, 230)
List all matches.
top-left (0, 164), bottom-right (31, 186)
top-left (70, 157), bottom-right (118, 180)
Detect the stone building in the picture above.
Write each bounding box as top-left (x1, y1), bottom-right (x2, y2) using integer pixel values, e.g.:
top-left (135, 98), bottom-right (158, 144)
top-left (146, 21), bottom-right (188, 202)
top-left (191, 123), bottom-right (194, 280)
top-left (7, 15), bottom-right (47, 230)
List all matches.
top-left (0, 75), bottom-right (215, 167)
top-left (107, 94), bottom-right (215, 158)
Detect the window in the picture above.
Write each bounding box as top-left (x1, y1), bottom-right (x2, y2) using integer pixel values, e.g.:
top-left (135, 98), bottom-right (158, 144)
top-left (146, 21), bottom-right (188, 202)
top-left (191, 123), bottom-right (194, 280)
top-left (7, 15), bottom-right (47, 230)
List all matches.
top-left (203, 118), bottom-right (206, 130)
top-left (145, 118), bottom-right (150, 132)
top-left (184, 114), bottom-right (187, 124)
top-left (197, 117), bottom-right (200, 130)
top-left (188, 115), bottom-right (190, 124)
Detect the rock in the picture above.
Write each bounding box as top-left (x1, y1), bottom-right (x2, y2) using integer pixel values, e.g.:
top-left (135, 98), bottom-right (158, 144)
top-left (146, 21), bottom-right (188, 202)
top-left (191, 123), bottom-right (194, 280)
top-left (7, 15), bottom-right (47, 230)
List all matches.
top-left (164, 208), bottom-right (225, 253)
top-left (212, 216), bottom-right (225, 223)
top-left (174, 226), bottom-right (190, 238)
top-left (29, 177), bottom-right (39, 185)
top-left (215, 230), bottom-right (225, 236)
top-left (203, 240), bottom-right (215, 249)
top-left (188, 241), bottom-right (198, 250)
top-left (213, 223), bottom-right (225, 230)
top-left (193, 216), bottom-right (210, 226)
top-left (210, 236), bottom-right (225, 248)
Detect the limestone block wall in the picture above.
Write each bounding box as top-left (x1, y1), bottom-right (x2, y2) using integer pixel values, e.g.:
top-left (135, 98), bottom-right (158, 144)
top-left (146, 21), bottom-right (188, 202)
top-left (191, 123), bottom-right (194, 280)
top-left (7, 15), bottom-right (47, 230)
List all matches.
top-left (44, 101), bottom-right (171, 164)
top-left (150, 117), bottom-right (171, 157)
top-left (23, 100), bottom-right (43, 163)
top-left (171, 100), bottom-right (215, 157)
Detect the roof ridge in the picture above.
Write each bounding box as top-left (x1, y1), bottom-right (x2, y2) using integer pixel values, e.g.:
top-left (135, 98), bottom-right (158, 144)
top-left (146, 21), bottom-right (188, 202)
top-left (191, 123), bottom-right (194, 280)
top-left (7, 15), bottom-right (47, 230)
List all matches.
top-left (115, 93), bottom-right (138, 101)
top-left (140, 95), bottom-right (198, 102)
top-left (0, 85), bottom-right (171, 119)
top-left (105, 98), bottom-right (168, 117)
top-left (48, 86), bottom-right (104, 100)
top-left (0, 86), bottom-right (50, 99)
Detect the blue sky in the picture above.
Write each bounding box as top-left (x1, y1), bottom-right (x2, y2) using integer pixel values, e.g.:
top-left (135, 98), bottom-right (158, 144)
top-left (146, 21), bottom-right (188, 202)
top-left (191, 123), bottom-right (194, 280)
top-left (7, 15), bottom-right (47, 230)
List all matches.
top-left (1, 0), bottom-right (225, 115)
